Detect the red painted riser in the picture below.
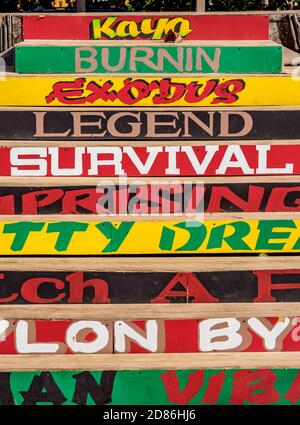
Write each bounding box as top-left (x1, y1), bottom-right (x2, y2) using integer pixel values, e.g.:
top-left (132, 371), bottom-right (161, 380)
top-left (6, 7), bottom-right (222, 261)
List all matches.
top-left (1, 319), bottom-right (300, 354)
top-left (22, 15), bottom-right (269, 41)
top-left (3, 145), bottom-right (299, 177)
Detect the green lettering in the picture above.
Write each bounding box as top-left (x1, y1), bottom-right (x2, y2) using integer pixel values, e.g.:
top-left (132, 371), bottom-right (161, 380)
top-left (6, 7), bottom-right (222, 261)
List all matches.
top-left (159, 222), bottom-right (207, 252)
top-left (159, 226), bottom-right (176, 251)
top-left (3, 222), bottom-right (45, 251)
top-left (256, 220), bottom-right (296, 250)
top-left (46, 222), bottom-right (88, 252)
top-left (293, 236), bottom-right (300, 249)
top-left (95, 222), bottom-right (134, 253)
top-left (207, 221), bottom-right (251, 250)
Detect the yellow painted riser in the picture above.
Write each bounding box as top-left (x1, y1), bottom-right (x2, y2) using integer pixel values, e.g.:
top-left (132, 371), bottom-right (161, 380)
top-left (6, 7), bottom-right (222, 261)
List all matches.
top-left (0, 220), bottom-right (298, 254)
top-left (2, 76), bottom-right (300, 106)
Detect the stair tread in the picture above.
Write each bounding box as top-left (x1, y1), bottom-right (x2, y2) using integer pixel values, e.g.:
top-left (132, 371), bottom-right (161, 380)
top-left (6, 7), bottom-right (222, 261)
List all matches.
top-left (17, 39), bottom-right (279, 47)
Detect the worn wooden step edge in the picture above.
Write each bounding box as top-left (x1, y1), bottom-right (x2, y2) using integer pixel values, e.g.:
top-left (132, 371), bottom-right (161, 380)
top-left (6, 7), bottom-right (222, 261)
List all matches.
top-left (2, 303), bottom-right (300, 320)
top-left (0, 212), bottom-right (299, 221)
top-left (0, 352), bottom-right (298, 371)
top-left (17, 12), bottom-right (270, 16)
top-left (0, 139), bottom-right (299, 147)
top-left (12, 11), bottom-right (300, 16)
top-left (2, 106), bottom-right (300, 111)
top-left (3, 71), bottom-right (292, 77)
top-left (16, 40), bottom-right (280, 47)
top-left (0, 175), bottom-right (299, 186)
top-left (0, 255), bottom-right (296, 272)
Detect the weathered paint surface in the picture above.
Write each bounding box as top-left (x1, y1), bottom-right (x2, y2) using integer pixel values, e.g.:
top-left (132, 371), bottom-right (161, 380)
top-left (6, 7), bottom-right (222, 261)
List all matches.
top-left (1, 145), bottom-right (299, 177)
top-left (0, 183), bottom-right (299, 214)
top-left (3, 109), bottom-right (300, 141)
top-left (2, 76), bottom-right (300, 107)
top-left (15, 45), bottom-right (282, 74)
top-left (0, 317), bottom-right (298, 354)
top-left (0, 219), bottom-right (296, 254)
top-left (0, 269), bottom-right (296, 304)
top-left (22, 15), bottom-right (270, 41)
top-left (1, 369), bottom-right (300, 405)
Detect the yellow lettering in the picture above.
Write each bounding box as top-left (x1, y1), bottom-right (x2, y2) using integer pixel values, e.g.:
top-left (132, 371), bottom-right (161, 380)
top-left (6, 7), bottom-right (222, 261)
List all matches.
top-left (92, 17), bottom-right (192, 40)
top-left (95, 17), bottom-right (118, 39)
top-left (152, 18), bottom-right (170, 40)
top-left (140, 17), bottom-right (157, 38)
top-left (164, 17), bottom-right (192, 38)
top-left (116, 21), bottom-right (140, 38)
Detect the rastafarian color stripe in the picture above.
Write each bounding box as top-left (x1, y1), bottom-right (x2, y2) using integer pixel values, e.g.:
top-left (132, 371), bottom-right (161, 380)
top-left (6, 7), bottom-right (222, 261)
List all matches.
top-left (0, 218), bottom-right (297, 254)
top-left (2, 76), bottom-right (300, 107)
top-left (0, 368), bottom-right (299, 405)
top-left (0, 368), bottom-right (300, 405)
top-left (0, 182), bottom-right (299, 214)
top-left (0, 144), bottom-right (299, 177)
top-left (15, 44), bottom-right (282, 74)
top-left (0, 317), bottom-right (298, 354)
top-left (4, 108), bottom-right (300, 141)
top-left (22, 15), bottom-right (269, 41)
top-left (0, 269), bottom-right (298, 304)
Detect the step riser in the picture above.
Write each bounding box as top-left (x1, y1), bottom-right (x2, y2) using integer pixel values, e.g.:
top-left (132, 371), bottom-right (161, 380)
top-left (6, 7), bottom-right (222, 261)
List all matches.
top-left (0, 317), bottom-right (297, 353)
top-left (0, 218), bottom-right (296, 255)
top-left (0, 269), bottom-right (295, 303)
top-left (0, 76), bottom-right (298, 107)
top-left (0, 369), bottom-right (296, 405)
top-left (0, 109), bottom-right (298, 141)
top-left (23, 15), bottom-right (270, 41)
top-left (15, 45), bottom-right (282, 75)
top-left (0, 182), bottom-right (298, 214)
top-left (0, 143), bottom-right (297, 177)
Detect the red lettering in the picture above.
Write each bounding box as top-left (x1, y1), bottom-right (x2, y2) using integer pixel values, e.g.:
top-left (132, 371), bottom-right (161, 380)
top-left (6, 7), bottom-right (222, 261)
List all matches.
top-left (127, 186), bottom-right (150, 214)
top-left (284, 371), bottom-right (300, 403)
top-left (45, 78), bottom-right (246, 107)
top-left (0, 194), bottom-right (15, 214)
top-left (22, 189), bottom-right (64, 214)
top-left (85, 80), bottom-right (117, 103)
top-left (0, 273), bottom-right (18, 302)
top-left (206, 186), bottom-right (265, 213)
top-left (45, 78), bottom-right (87, 105)
top-left (151, 273), bottom-right (219, 303)
top-left (21, 278), bottom-right (65, 303)
top-left (254, 270), bottom-right (300, 302)
top-left (62, 189), bottom-right (101, 214)
top-left (201, 372), bottom-right (226, 404)
top-left (212, 79), bottom-right (245, 105)
top-left (67, 272), bottom-right (111, 303)
top-left (184, 185), bottom-right (205, 214)
top-left (184, 80), bottom-right (218, 103)
top-left (265, 187), bottom-right (300, 212)
top-left (148, 184), bottom-right (184, 214)
top-left (230, 370), bottom-right (280, 404)
top-left (117, 78), bottom-right (150, 105)
top-left (151, 79), bottom-right (186, 105)
top-left (161, 370), bottom-right (205, 405)
top-left (151, 273), bottom-right (188, 303)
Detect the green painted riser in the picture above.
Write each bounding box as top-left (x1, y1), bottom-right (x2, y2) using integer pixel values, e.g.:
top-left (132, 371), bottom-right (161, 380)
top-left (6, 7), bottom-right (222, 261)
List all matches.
top-left (3, 369), bottom-right (300, 405)
top-left (14, 45), bottom-right (282, 74)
